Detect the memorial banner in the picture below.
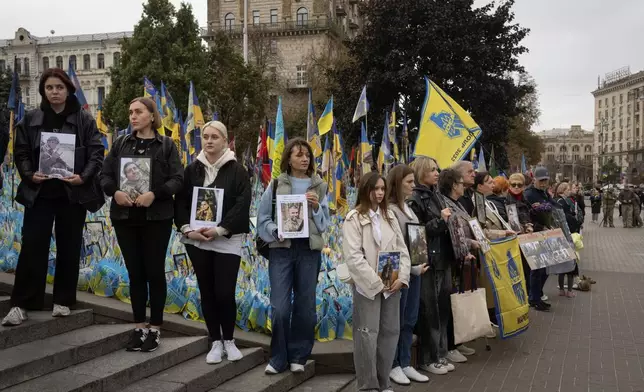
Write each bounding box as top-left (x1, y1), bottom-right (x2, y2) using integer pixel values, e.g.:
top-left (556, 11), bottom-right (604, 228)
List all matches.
top-left (480, 236), bottom-right (529, 339)
top-left (517, 229), bottom-right (576, 270)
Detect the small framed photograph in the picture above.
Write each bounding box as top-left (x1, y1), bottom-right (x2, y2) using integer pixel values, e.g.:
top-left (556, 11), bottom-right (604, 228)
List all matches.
top-left (474, 191), bottom-right (487, 225)
top-left (276, 194), bottom-right (309, 238)
top-left (406, 223), bottom-right (428, 266)
top-left (377, 251), bottom-right (401, 288)
top-left (173, 253), bottom-right (191, 277)
top-left (468, 218), bottom-right (491, 254)
top-left (119, 157), bottom-right (151, 200)
top-left (190, 187), bottom-right (224, 229)
top-left (39, 132), bottom-right (76, 179)
top-left (506, 204), bottom-right (522, 233)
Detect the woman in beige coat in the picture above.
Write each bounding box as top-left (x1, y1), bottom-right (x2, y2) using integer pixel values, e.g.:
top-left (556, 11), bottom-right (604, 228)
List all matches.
top-left (343, 172), bottom-right (411, 392)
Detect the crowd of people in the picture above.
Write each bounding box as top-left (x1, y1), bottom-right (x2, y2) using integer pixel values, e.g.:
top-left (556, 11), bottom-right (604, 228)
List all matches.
top-left (590, 183), bottom-right (644, 228)
top-left (1, 69), bottom-right (588, 391)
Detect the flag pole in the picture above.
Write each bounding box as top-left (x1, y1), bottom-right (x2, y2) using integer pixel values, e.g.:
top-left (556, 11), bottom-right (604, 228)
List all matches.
top-left (9, 109), bottom-right (15, 207)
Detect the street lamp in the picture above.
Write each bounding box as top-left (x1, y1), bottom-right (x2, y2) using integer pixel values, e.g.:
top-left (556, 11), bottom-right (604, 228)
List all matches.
top-left (597, 118), bottom-right (608, 182)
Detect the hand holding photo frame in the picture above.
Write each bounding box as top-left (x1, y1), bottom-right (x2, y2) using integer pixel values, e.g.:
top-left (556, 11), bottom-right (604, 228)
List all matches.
top-left (468, 218), bottom-right (491, 254)
top-left (119, 157), bottom-right (151, 200)
top-left (276, 194), bottom-right (309, 238)
top-left (39, 132), bottom-right (76, 179)
top-left (506, 204), bottom-right (522, 233)
top-left (406, 223), bottom-right (429, 266)
top-left (190, 187), bottom-right (224, 229)
top-left (474, 191), bottom-right (487, 226)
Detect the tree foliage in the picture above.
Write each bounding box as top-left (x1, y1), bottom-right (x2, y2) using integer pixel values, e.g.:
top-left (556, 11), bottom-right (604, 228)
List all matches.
top-left (321, 0), bottom-right (531, 165)
top-left (505, 74), bottom-right (544, 170)
top-left (104, 0), bottom-right (207, 130)
top-left (600, 159), bottom-right (620, 184)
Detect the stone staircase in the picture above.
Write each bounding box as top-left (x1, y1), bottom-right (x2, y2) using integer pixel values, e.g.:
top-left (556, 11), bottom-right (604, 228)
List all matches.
top-left (0, 296), bottom-right (355, 392)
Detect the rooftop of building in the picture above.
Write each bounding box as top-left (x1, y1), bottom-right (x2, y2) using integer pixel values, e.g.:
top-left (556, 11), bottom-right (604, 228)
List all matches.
top-left (0, 28), bottom-right (133, 48)
top-left (538, 126), bottom-right (593, 139)
top-left (592, 69), bottom-right (644, 96)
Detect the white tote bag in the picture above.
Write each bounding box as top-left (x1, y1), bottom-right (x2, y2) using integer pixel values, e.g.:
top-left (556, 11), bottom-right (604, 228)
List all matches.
top-left (451, 263), bottom-right (493, 345)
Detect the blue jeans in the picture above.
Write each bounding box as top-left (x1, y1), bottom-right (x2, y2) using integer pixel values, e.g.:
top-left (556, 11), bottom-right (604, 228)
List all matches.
top-left (393, 274), bottom-right (421, 368)
top-left (268, 240), bottom-right (321, 372)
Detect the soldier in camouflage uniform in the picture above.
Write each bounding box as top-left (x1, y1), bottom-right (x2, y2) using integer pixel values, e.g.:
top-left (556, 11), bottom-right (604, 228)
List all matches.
top-left (632, 185), bottom-right (643, 227)
top-left (603, 186), bottom-right (617, 228)
top-left (619, 185), bottom-right (636, 228)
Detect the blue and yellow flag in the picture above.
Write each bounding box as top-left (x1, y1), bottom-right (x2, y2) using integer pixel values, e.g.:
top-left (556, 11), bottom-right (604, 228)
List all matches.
top-left (352, 85), bottom-right (368, 123)
top-left (271, 97), bottom-right (285, 180)
top-left (360, 122), bottom-right (373, 165)
top-left (68, 62), bottom-right (89, 110)
top-left (96, 95), bottom-right (109, 155)
top-left (415, 77), bottom-right (482, 169)
top-left (318, 96), bottom-right (333, 136)
top-left (185, 81), bottom-right (204, 156)
top-left (377, 113), bottom-right (392, 174)
top-left (307, 89), bottom-right (322, 159)
top-left (144, 77), bottom-right (157, 98)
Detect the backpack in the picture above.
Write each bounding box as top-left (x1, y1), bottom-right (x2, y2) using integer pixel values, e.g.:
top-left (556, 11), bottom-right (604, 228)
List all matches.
top-left (256, 179), bottom-right (278, 260)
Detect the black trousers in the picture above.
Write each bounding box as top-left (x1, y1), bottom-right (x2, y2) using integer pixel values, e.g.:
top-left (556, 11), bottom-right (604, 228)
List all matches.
top-left (11, 198), bottom-right (86, 309)
top-left (113, 219), bottom-right (172, 326)
top-left (185, 245), bottom-right (241, 340)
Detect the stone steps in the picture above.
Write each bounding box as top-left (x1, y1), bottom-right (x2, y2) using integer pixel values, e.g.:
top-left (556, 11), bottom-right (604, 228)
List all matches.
top-left (0, 309), bottom-right (93, 350)
top-left (289, 374), bottom-right (355, 392)
top-left (0, 323), bottom-right (132, 389)
top-left (210, 360), bottom-right (315, 392)
top-left (2, 335), bottom-right (208, 392)
top-left (121, 347), bottom-right (265, 392)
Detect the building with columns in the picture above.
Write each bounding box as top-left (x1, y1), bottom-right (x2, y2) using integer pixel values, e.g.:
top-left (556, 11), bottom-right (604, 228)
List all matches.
top-left (592, 67), bottom-right (644, 183)
top-left (205, 0), bottom-right (364, 112)
top-left (0, 28), bottom-right (131, 116)
top-left (539, 125), bottom-right (594, 184)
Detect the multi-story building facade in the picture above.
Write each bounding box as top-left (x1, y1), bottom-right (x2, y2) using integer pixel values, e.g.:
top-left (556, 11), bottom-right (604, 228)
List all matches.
top-left (0, 27), bottom-right (131, 116)
top-left (539, 125), bottom-right (594, 184)
top-left (205, 0), bottom-right (363, 112)
top-left (592, 67), bottom-right (644, 183)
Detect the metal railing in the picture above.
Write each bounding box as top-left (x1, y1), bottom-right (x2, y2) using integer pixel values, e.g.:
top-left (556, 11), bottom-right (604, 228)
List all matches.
top-left (210, 18), bottom-right (334, 36)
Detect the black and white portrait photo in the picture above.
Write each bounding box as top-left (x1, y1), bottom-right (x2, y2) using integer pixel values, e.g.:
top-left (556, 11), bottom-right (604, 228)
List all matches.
top-left (276, 194), bottom-right (309, 238)
top-left (119, 157), bottom-right (151, 200)
top-left (38, 132), bottom-right (76, 179)
top-left (407, 223), bottom-right (428, 266)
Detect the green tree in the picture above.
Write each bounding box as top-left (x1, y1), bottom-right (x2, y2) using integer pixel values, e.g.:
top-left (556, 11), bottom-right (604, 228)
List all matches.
top-left (202, 32), bottom-right (270, 155)
top-left (105, 0), bottom-right (207, 130)
top-left (322, 0), bottom-right (531, 163)
top-left (505, 74), bottom-right (544, 170)
top-left (600, 159), bottom-right (620, 184)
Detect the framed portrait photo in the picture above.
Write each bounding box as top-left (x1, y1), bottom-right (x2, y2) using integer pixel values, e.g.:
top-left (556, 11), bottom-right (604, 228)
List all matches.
top-left (190, 187), bottom-right (224, 229)
top-left (406, 223), bottom-right (428, 266)
top-left (276, 194), bottom-right (309, 239)
top-left (39, 132), bottom-right (76, 179)
top-left (118, 157), bottom-right (151, 200)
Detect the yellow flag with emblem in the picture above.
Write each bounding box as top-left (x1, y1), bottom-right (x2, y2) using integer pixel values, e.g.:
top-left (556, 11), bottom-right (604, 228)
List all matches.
top-left (414, 77), bottom-right (482, 169)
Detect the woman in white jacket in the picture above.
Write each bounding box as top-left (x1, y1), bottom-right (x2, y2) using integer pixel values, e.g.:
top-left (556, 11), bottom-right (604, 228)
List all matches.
top-left (343, 171), bottom-right (411, 392)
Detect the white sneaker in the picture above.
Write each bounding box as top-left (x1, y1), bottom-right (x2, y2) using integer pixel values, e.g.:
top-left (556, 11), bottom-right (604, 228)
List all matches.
top-left (1, 307), bottom-right (27, 326)
top-left (403, 366), bottom-right (429, 382)
top-left (290, 363), bottom-right (305, 373)
top-left (265, 364), bottom-right (279, 374)
top-left (52, 304), bottom-right (71, 317)
top-left (458, 344), bottom-right (476, 356)
top-left (206, 341), bottom-right (223, 364)
top-left (389, 366), bottom-right (410, 385)
top-left (419, 363), bottom-right (448, 375)
top-left (541, 295), bottom-right (549, 302)
top-left (439, 358), bottom-right (455, 372)
top-left (224, 340), bottom-right (243, 361)
top-left (446, 349), bottom-right (467, 363)
top-left (485, 324), bottom-right (497, 339)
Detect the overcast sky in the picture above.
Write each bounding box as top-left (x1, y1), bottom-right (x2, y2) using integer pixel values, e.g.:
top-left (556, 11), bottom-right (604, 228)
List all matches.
top-left (2, 0), bottom-right (643, 132)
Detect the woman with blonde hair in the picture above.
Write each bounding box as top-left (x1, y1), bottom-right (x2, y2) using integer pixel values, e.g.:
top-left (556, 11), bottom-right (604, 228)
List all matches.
top-left (100, 97), bottom-right (183, 352)
top-left (343, 171), bottom-right (411, 392)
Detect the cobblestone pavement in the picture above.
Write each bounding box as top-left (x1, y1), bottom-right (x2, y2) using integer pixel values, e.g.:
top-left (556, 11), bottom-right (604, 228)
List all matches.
top-left (399, 216), bottom-right (644, 392)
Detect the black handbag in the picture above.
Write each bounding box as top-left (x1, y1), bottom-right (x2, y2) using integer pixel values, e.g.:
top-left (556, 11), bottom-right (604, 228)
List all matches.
top-left (256, 179), bottom-right (278, 260)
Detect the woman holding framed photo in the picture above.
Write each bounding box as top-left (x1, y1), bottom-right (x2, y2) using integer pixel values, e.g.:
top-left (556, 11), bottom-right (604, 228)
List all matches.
top-left (174, 121), bottom-right (251, 364)
top-left (257, 138), bottom-right (330, 374)
top-left (100, 97), bottom-right (183, 352)
top-left (385, 165), bottom-right (429, 385)
top-left (343, 171), bottom-right (411, 392)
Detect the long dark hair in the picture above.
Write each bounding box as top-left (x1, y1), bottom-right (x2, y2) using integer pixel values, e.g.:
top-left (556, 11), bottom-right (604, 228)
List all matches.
top-left (386, 164), bottom-right (414, 211)
top-left (280, 137), bottom-right (315, 177)
top-left (356, 172), bottom-right (392, 225)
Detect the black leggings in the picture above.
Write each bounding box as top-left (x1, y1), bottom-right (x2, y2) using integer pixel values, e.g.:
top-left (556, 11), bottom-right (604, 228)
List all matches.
top-left (558, 273), bottom-right (574, 291)
top-left (11, 198), bottom-right (86, 309)
top-left (185, 245), bottom-right (241, 340)
top-left (113, 219), bottom-right (172, 326)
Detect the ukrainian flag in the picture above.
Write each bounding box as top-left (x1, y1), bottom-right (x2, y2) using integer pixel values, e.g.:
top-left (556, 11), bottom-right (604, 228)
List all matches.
top-left (161, 82), bottom-right (179, 139)
top-left (377, 113), bottom-right (393, 174)
top-left (360, 122), bottom-right (373, 165)
top-left (271, 97), bottom-right (285, 180)
top-left (96, 95), bottom-right (109, 155)
top-left (307, 89), bottom-right (322, 159)
top-left (185, 81), bottom-right (204, 156)
top-left (352, 85), bottom-right (368, 123)
top-left (414, 77), bottom-right (482, 169)
top-left (144, 77), bottom-right (157, 98)
top-left (318, 96), bottom-right (333, 136)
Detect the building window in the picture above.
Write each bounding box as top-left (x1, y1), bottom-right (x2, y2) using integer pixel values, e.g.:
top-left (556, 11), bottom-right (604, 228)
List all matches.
top-left (620, 94), bottom-right (623, 104)
top-left (98, 86), bottom-right (105, 104)
top-left (25, 87), bottom-right (30, 106)
top-left (572, 145), bottom-right (580, 152)
top-left (23, 58), bottom-right (29, 75)
top-left (296, 7), bottom-right (308, 26)
top-left (547, 146), bottom-right (554, 152)
top-left (612, 120), bottom-right (615, 129)
top-left (620, 118), bottom-right (623, 128)
top-left (619, 130), bottom-right (623, 140)
top-left (113, 52), bottom-right (121, 67)
top-left (573, 154), bottom-right (579, 161)
top-left (42, 57), bottom-right (49, 70)
top-left (296, 65), bottom-right (307, 87)
top-left (547, 154), bottom-right (554, 161)
top-left (620, 106), bottom-right (623, 115)
top-left (559, 145), bottom-right (567, 152)
top-left (612, 108), bottom-right (615, 117)
top-left (15, 59), bottom-right (21, 74)
top-left (0, 60), bottom-right (5, 71)
top-left (270, 9), bottom-right (278, 24)
top-left (225, 13), bottom-right (235, 31)
top-left (69, 55), bottom-right (77, 70)
top-left (97, 53), bottom-right (105, 69)
top-left (612, 96), bottom-right (616, 105)
top-left (269, 67), bottom-right (277, 82)
top-left (270, 39), bottom-right (277, 54)
top-left (599, 100), bottom-right (602, 108)
top-left (585, 154), bottom-right (591, 161)
top-left (620, 143), bottom-right (623, 152)
top-left (56, 56), bottom-right (63, 69)
top-left (585, 145), bottom-right (592, 152)
top-left (253, 10), bottom-right (260, 25)
top-left (83, 54), bottom-right (91, 70)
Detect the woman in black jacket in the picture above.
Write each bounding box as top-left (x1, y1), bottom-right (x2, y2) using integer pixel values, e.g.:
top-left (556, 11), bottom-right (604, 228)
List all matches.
top-left (553, 182), bottom-right (579, 298)
top-left (2, 68), bottom-right (104, 327)
top-left (100, 97), bottom-right (183, 352)
top-left (174, 121), bottom-right (251, 365)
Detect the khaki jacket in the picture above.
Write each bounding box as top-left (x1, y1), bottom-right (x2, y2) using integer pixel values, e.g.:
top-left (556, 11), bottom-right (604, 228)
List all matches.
top-left (342, 208), bottom-right (411, 299)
